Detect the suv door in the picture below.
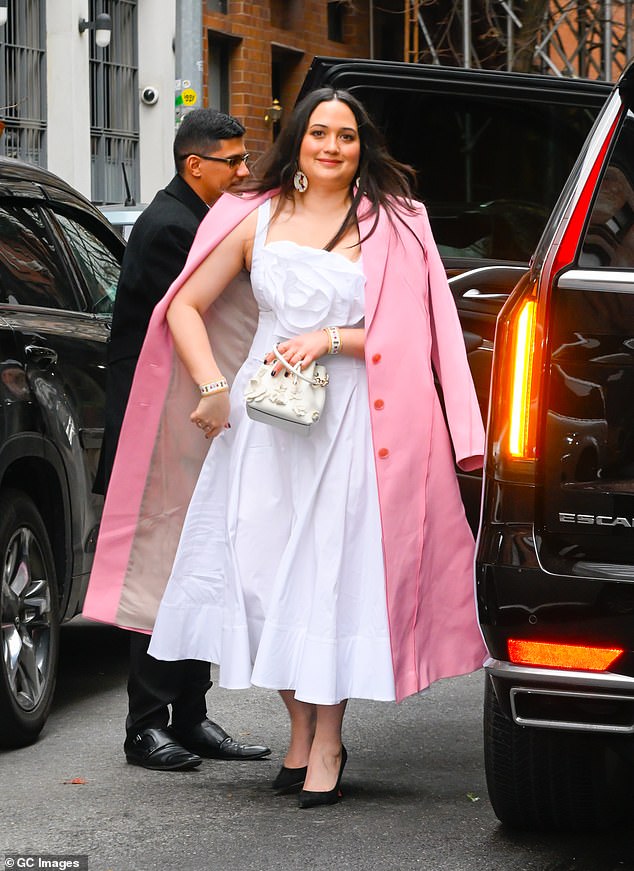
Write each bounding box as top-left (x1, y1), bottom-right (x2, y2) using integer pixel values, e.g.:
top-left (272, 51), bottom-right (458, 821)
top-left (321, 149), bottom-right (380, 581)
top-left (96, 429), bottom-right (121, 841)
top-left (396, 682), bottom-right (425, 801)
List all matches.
top-left (0, 183), bottom-right (122, 748)
top-left (0, 201), bottom-right (116, 584)
top-left (299, 59), bottom-right (610, 529)
top-left (477, 66), bottom-right (634, 831)
top-left (300, 59), bottom-right (610, 269)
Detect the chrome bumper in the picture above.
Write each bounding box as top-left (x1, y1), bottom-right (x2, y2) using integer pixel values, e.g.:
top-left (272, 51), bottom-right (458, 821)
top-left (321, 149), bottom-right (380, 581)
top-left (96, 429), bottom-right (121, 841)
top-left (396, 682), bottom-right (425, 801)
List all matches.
top-left (486, 658), bottom-right (634, 734)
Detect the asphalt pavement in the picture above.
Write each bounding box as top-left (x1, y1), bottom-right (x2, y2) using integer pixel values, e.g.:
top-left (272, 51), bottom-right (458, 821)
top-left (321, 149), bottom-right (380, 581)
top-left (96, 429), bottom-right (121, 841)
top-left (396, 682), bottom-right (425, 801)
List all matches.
top-left (2, 620), bottom-right (634, 871)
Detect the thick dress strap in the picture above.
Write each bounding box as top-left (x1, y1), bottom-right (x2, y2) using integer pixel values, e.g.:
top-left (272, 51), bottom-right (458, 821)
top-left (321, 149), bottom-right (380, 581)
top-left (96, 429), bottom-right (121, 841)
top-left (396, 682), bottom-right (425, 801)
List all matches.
top-left (252, 198), bottom-right (272, 256)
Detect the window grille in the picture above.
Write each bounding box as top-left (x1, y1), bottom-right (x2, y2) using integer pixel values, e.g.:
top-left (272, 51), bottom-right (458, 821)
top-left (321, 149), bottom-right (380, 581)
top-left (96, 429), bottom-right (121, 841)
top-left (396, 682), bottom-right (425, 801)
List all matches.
top-left (0, 0), bottom-right (46, 166)
top-left (90, 0), bottom-right (139, 204)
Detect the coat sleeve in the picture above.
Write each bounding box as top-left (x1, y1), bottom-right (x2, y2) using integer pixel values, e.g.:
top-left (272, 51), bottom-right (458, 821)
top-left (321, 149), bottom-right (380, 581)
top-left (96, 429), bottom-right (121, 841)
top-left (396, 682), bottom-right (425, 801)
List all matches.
top-left (419, 205), bottom-right (485, 471)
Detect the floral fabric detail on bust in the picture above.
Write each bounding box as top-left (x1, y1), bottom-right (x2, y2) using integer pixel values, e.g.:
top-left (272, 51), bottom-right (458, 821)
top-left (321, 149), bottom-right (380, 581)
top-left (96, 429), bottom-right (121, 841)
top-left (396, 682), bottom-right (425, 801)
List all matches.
top-left (253, 240), bottom-right (365, 335)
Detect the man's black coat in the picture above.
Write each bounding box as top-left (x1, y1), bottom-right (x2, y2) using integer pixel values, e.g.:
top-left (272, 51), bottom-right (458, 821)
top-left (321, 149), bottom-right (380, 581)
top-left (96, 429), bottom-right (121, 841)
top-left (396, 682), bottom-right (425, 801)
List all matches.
top-left (94, 173), bottom-right (208, 494)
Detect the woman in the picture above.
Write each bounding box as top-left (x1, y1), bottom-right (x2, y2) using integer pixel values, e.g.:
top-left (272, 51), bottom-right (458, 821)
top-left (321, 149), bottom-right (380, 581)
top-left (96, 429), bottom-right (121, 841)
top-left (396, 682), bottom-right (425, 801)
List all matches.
top-left (86, 88), bottom-right (486, 807)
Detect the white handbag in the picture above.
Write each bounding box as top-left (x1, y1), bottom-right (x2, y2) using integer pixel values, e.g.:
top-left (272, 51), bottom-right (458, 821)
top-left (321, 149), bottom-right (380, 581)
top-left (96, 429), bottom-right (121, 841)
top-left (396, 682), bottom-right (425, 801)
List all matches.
top-left (244, 344), bottom-right (329, 436)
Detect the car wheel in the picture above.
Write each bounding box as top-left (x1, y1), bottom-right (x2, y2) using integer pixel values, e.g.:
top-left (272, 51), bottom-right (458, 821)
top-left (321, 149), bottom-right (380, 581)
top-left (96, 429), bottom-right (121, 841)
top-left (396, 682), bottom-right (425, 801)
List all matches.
top-left (483, 676), bottom-right (630, 831)
top-left (0, 489), bottom-right (60, 748)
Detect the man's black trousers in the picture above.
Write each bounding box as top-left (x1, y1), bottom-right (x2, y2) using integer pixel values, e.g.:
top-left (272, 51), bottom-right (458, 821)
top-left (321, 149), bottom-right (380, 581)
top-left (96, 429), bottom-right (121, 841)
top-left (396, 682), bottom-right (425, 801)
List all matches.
top-left (126, 631), bottom-right (212, 736)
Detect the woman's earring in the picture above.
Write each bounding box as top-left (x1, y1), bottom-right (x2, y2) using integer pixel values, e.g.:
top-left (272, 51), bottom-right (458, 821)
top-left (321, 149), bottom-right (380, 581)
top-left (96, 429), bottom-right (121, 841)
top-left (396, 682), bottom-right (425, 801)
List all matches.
top-left (293, 170), bottom-right (308, 193)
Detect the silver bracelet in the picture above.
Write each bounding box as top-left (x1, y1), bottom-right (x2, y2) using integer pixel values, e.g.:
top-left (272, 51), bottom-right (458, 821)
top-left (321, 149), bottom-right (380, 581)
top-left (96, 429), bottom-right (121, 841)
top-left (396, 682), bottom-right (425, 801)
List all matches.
top-left (199, 377), bottom-right (229, 397)
top-left (323, 326), bottom-right (342, 355)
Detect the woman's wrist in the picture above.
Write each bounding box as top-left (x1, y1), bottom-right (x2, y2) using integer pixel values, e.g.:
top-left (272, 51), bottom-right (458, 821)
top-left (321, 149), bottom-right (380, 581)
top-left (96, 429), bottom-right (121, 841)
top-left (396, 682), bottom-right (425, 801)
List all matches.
top-left (323, 326), bottom-right (343, 355)
top-left (199, 377), bottom-right (229, 397)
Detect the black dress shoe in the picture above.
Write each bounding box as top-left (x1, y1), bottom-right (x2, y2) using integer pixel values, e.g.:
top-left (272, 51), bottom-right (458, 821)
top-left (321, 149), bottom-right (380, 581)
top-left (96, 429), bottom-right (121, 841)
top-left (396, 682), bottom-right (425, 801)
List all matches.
top-left (124, 727), bottom-right (202, 771)
top-left (272, 765), bottom-right (308, 793)
top-left (173, 719), bottom-right (271, 760)
top-left (298, 745), bottom-right (347, 809)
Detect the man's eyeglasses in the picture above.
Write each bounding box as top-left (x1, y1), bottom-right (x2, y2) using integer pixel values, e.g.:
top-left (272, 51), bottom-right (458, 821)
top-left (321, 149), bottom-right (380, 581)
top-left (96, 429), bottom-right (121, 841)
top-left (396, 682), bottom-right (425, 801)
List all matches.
top-left (183, 152), bottom-right (250, 169)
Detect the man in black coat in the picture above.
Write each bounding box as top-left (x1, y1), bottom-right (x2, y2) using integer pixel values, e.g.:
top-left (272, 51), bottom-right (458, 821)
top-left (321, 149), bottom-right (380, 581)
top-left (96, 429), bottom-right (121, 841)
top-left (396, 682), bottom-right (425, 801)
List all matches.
top-left (97, 108), bottom-right (270, 771)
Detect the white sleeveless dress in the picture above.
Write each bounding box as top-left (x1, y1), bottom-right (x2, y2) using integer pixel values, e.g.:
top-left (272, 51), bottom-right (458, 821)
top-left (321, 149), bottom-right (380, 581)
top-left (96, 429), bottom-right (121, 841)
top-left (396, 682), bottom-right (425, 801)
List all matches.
top-left (149, 200), bottom-right (396, 704)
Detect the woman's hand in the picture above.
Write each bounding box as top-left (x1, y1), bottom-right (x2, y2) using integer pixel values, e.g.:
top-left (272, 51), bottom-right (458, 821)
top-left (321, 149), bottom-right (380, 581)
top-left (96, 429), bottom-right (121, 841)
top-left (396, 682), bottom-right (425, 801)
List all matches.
top-left (190, 392), bottom-right (231, 440)
top-left (266, 331), bottom-right (330, 375)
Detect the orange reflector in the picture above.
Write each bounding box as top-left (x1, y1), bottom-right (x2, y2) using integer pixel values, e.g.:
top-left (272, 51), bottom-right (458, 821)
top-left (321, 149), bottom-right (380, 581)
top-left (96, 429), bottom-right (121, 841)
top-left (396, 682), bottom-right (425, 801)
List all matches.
top-left (508, 639), bottom-right (623, 671)
top-left (508, 299), bottom-right (537, 458)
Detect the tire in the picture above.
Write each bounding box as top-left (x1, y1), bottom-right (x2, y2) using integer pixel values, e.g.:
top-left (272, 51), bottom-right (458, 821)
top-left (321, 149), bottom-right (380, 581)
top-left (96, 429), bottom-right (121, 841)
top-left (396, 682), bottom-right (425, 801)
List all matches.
top-left (0, 489), bottom-right (60, 748)
top-left (483, 676), bottom-right (630, 831)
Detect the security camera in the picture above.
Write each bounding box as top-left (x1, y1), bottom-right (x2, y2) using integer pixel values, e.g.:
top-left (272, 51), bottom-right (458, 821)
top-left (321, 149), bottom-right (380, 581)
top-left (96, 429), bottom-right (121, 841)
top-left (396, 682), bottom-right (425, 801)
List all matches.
top-left (141, 87), bottom-right (159, 106)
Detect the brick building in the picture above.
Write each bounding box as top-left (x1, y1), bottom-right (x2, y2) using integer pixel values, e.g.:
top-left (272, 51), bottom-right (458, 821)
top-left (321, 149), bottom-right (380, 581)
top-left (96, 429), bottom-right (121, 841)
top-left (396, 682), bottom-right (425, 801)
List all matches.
top-left (203, 1), bottom-right (372, 158)
top-left (0, 1), bottom-right (383, 202)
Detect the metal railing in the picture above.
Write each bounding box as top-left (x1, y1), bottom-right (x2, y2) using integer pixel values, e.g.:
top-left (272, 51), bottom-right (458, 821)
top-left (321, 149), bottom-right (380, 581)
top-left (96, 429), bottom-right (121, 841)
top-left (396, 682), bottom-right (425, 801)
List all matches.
top-left (0, 0), bottom-right (46, 165)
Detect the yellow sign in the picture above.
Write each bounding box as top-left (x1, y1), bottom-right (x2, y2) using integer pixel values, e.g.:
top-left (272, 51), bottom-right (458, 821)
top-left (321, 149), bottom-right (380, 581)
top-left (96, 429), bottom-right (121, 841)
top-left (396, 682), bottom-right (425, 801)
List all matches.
top-left (181, 88), bottom-right (197, 106)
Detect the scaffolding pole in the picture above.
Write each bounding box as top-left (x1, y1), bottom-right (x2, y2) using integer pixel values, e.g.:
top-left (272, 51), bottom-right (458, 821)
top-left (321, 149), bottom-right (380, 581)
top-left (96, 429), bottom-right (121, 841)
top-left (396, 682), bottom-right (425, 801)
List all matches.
top-left (405, 0), bottom-right (634, 80)
top-left (404, 0), bottom-right (420, 64)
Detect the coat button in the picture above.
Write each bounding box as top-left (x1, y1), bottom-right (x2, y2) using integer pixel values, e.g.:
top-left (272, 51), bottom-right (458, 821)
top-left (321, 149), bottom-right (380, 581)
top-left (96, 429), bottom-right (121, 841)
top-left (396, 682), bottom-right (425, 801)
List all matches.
top-left (372, 353), bottom-right (382, 364)
top-left (374, 399), bottom-right (385, 410)
top-left (378, 447), bottom-right (389, 458)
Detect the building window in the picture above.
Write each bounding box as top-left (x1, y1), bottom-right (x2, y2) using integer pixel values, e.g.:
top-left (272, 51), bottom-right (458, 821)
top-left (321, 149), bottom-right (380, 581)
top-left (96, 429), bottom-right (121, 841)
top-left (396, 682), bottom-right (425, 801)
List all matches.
top-left (271, 43), bottom-right (303, 139)
top-left (327, 1), bottom-right (346, 43)
top-left (90, 0), bottom-right (139, 204)
top-left (270, 0), bottom-right (304, 30)
top-left (0, 0), bottom-right (47, 165)
top-left (208, 35), bottom-right (232, 114)
top-left (207, 0), bottom-right (227, 12)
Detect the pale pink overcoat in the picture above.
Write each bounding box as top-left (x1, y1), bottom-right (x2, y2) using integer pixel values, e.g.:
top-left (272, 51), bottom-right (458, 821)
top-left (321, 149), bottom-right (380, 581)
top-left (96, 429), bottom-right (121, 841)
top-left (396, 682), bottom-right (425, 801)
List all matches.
top-left (82, 190), bottom-right (487, 702)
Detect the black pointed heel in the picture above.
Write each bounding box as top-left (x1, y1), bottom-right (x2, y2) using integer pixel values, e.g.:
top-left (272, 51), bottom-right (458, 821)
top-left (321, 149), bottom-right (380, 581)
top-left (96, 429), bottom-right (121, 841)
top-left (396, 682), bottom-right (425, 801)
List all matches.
top-left (272, 764), bottom-right (308, 793)
top-left (298, 745), bottom-right (347, 809)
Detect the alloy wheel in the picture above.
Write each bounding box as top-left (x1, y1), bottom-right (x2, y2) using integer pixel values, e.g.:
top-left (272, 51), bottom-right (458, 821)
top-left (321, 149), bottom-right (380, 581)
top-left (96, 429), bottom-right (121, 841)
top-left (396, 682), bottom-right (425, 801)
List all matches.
top-left (2, 525), bottom-right (53, 711)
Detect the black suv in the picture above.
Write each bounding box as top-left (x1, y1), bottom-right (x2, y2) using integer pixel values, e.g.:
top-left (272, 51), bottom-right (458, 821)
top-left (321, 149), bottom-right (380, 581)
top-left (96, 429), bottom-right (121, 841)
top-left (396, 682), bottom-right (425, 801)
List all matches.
top-left (0, 157), bottom-right (123, 747)
top-left (303, 59), bottom-right (634, 830)
top-left (477, 63), bottom-right (634, 831)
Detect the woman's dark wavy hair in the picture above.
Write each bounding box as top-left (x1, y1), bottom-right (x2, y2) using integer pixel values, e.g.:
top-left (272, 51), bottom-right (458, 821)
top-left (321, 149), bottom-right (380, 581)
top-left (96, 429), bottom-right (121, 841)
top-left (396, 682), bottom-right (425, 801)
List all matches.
top-left (241, 87), bottom-right (418, 250)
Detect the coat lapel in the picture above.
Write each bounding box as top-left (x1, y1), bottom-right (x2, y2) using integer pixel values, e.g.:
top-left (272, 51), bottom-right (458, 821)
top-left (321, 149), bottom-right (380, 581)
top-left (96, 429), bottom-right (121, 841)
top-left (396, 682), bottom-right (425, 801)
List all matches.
top-left (358, 199), bottom-right (390, 332)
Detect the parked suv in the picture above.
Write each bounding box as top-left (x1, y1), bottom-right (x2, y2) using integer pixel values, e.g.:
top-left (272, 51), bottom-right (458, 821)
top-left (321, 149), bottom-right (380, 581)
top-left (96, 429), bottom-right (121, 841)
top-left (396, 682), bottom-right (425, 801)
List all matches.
top-left (299, 59), bottom-right (611, 530)
top-left (303, 59), bottom-right (634, 830)
top-left (0, 157), bottom-right (123, 747)
top-left (477, 63), bottom-right (634, 831)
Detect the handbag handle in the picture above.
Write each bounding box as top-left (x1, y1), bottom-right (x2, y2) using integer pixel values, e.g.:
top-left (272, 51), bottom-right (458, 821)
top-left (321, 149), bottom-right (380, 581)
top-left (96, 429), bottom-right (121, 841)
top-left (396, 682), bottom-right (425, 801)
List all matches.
top-left (272, 344), bottom-right (328, 387)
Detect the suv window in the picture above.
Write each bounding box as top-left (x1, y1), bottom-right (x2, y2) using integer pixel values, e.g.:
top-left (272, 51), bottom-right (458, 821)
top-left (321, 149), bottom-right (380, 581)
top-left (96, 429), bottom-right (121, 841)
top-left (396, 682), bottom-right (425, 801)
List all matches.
top-left (357, 89), bottom-right (598, 264)
top-left (0, 204), bottom-right (76, 309)
top-left (579, 111), bottom-right (634, 269)
top-left (54, 212), bottom-right (120, 314)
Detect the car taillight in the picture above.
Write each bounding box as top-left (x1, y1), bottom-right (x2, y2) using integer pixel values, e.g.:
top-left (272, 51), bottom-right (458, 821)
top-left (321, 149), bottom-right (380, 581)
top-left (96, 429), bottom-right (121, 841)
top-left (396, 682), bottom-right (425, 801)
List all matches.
top-left (488, 275), bottom-right (542, 479)
top-left (508, 299), bottom-right (537, 458)
top-left (508, 639), bottom-right (623, 671)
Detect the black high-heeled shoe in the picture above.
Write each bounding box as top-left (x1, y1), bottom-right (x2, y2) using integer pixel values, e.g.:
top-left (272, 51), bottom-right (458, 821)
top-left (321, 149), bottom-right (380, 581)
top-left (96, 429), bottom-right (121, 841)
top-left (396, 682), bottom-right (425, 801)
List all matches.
top-left (272, 764), bottom-right (308, 793)
top-left (298, 745), bottom-right (347, 809)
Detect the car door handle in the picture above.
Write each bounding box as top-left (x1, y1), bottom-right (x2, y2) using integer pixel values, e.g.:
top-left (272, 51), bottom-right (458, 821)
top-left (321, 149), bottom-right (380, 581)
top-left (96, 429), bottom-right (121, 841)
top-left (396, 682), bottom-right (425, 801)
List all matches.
top-left (463, 331), bottom-right (483, 353)
top-left (24, 345), bottom-right (58, 368)
top-left (463, 289), bottom-right (509, 299)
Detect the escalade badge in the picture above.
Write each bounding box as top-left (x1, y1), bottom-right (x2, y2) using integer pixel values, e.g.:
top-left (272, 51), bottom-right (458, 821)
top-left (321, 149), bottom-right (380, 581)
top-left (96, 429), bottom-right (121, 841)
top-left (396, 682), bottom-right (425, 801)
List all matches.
top-left (559, 512), bottom-right (634, 527)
